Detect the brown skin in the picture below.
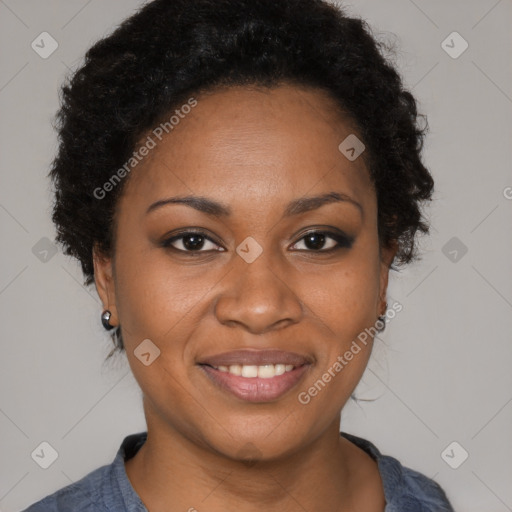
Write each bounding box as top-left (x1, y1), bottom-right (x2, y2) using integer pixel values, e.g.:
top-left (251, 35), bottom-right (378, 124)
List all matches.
top-left (93, 84), bottom-right (397, 511)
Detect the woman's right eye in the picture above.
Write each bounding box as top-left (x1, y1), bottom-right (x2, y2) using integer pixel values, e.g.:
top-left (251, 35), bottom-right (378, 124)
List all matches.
top-left (161, 231), bottom-right (224, 253)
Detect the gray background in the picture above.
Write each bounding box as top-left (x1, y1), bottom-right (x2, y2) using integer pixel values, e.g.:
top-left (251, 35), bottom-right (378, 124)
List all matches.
top-left (0, 0), bottom-right (511, 510)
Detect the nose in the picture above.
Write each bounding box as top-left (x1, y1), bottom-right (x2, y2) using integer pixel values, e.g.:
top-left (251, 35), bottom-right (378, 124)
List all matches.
top-left (213, 250), bottom-right (304, 334)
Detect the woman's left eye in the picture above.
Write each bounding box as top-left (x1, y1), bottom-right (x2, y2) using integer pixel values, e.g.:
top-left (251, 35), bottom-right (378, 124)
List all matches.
top-left (290, 231), bottom-right (353, 252)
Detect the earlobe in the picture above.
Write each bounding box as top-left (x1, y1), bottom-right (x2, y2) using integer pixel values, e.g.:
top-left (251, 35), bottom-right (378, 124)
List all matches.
top-left (378, 240), bottom-right (398, 315)
top-left (92, 243), bottom-right (118, 325)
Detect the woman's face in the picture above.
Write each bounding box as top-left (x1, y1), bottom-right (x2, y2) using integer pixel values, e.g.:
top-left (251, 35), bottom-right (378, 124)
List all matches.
top-left (94, 84), bottom-right (396, 460)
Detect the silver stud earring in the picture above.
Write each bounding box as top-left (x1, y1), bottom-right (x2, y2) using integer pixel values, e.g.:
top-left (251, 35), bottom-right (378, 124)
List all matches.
top-left (376, 302), bottom-right (388, 333)
top-left (101, 309), bottom-right (115, 330)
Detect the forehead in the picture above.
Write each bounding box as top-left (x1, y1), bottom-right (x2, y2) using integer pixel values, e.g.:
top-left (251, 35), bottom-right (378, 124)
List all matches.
top-left (120, 84), bottom-right (374, 217)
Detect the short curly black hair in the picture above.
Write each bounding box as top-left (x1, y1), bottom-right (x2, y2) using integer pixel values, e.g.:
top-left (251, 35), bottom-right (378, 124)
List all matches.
top-left (49, 0), bottom-right (433, 354)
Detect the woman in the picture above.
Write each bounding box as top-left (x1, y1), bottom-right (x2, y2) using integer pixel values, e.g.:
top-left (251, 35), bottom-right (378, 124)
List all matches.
top-left (24, 0), bottom-right (454, 510)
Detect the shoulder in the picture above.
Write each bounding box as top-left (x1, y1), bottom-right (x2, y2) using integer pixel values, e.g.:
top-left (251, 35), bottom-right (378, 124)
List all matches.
top-left (21, 463), bottom-right (111, 512)
top-left (21, 432), bottom-right (148, 512)
top-left (377, 455), bottom-right (455, 512)
top-left (341, 432), bottom-right (455, 512)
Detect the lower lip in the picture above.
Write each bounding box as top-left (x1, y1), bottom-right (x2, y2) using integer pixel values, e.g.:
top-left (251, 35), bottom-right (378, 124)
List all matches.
top-left (199, 364), bottom-right (311, 403)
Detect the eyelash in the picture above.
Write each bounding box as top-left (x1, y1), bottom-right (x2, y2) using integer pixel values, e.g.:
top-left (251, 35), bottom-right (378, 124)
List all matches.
top-left (160, 229), bottom-right (353, 254)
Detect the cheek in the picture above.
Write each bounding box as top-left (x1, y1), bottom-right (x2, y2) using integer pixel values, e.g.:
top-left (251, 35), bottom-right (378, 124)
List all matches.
top-left (301, 256), bottom-right (380, 341)
top-left (114, 252), bottom-right (210, 413)
top-left (114, 246), bottom-right (210, 344)
top-left (295, 250), bottom-right (381, 399)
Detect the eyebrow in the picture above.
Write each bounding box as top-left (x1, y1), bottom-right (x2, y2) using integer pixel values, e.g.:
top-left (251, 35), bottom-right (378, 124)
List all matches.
top-left (146, 191), bottom-right (363, 218)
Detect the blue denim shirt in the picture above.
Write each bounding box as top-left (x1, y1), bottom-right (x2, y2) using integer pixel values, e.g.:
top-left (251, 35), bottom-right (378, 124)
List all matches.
top-left (22, 431), bottom-right (454, 511)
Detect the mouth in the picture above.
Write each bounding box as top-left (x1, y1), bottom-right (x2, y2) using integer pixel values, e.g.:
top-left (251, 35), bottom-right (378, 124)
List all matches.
top-left (197, 349), bottom-right (313, 403)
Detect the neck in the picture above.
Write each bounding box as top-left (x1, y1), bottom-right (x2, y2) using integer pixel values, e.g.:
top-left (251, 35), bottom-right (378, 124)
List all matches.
top-left (124, 403), bottom-right (380, 512)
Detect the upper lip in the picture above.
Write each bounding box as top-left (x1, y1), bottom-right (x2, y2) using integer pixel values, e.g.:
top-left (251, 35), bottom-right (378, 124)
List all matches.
top-left (198, 349), bottom-right (313, 367)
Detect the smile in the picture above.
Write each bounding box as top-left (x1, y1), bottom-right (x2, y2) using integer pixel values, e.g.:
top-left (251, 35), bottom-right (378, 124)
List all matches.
top-left (210, 363), bottom-right (296, 378)
top-left (199, 362), bottom-right (311, 402)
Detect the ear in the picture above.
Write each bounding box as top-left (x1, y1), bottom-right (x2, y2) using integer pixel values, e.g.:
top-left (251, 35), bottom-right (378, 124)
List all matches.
top-left (378, 240), bottom-right (398, 316)
top-left (92, 243), bottom-right (118, 327)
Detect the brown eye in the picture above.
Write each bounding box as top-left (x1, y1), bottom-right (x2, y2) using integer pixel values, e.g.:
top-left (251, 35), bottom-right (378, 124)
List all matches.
top-left (161, 231), bottom-right (224, 253)
top-left (291, 230), bottom-right (353, 252)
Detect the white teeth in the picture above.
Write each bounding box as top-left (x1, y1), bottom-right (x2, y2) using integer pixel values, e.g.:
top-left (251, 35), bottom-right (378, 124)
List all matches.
top-left (274, 364), bottom-right (286, 376)
top-left (241, 365), bottom-right (258, 378)
top-left (213, 363), bottom-right (297, 378)
top-left (258, 364), bottom-right (275, 378)
top-left (229, 364), bottom-right (242, 376)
